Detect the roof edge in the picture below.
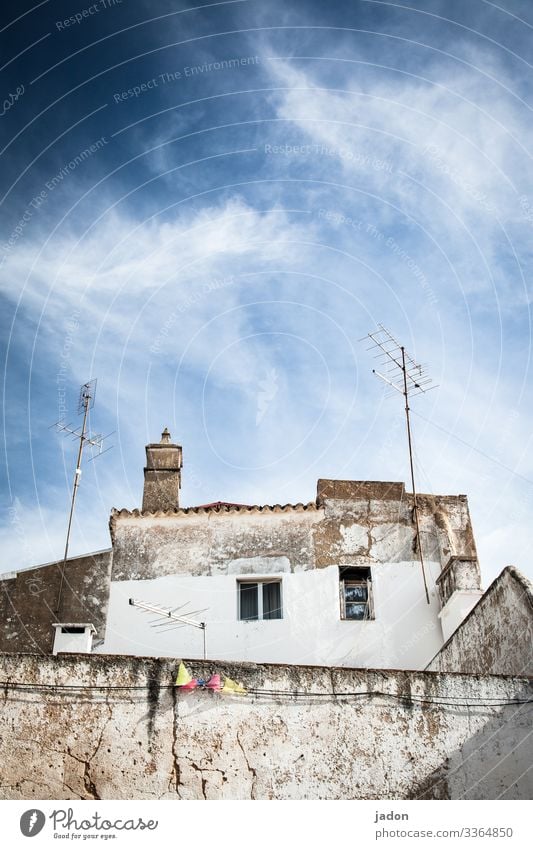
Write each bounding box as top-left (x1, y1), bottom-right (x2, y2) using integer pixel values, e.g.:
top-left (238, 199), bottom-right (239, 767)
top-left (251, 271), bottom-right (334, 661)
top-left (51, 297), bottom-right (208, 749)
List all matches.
top-left (0, 548), bottom-right (112, 581)
top-left (110, 501), bottom-right (320, 519)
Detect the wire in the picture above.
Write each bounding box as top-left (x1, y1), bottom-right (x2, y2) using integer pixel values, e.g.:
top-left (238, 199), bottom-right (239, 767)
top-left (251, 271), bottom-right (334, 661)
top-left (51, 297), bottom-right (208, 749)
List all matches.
top-left (412, 411), bottom-right (533, 487)
top-left (250, 688), bottom-right (532, 705)
top-left (1, 680), bottom-right (531, 708)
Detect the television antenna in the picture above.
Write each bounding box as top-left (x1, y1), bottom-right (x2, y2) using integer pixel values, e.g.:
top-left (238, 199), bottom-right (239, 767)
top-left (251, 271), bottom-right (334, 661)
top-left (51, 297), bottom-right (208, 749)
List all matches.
top-left (129, 597), bottom-right (208, 659)
top-left (51, 379), bottom-right (114, 616)
top-left (362, 325), bottom-right (438, 605)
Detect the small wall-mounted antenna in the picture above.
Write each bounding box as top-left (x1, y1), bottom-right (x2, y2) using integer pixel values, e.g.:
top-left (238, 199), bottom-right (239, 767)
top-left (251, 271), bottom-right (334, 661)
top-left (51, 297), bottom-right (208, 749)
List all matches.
top-left (51, 379), bottom-right (114, 617)
top-left (362, 325), bottom-right (437, 605)
top-left (129, 597), bottom-right (208, 659)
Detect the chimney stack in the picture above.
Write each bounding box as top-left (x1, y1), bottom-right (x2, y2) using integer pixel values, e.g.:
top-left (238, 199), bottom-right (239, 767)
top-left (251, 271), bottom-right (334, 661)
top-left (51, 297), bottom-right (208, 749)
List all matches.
top-left (142, 428), bottom-right (182, 512)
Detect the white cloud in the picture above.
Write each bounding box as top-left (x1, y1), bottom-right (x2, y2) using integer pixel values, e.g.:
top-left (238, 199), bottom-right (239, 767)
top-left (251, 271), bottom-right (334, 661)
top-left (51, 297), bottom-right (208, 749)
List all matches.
top-left (1, 197), bottom-right (313, 311)
top-left (2, 45), bottom-right (533, 588)
top-left (264, 53), bottom-right (533, 256)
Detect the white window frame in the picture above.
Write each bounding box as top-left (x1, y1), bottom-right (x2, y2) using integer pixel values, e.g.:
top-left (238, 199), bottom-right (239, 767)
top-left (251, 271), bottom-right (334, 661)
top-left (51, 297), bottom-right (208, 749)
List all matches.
top-left (339, 567), bottom-right (374, 620)
top-left (237, 578), bottom-right (283, 621)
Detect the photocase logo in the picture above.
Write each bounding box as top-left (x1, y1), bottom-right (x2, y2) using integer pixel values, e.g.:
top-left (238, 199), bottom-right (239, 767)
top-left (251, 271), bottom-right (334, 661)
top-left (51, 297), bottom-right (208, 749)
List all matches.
top-left (20, 809), bottom-right (46, 837)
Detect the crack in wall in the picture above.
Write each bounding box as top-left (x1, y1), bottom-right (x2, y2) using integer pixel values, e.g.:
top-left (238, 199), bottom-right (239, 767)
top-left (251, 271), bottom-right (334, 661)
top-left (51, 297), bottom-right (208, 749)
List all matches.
top-left (188, 761), bottom-right (207, 800)
top-left (1, 776), bottom-right (56, 796)
top-left (62, 749), bottom-right (100, 800)
top-left (60, 779), bottom-right (83, 799)
top-left (81, 698), bottom-right (112, 800)
top-left (83, 761), bottom-right (100, 800)
top-left (236, 731), bottom-right (257, 800)
top-left (49, 698), bottom-right (113, 800)
top-left (2, 655), bottom-right (531, 800)
top-left (169, 686), bottom-right (182, 798)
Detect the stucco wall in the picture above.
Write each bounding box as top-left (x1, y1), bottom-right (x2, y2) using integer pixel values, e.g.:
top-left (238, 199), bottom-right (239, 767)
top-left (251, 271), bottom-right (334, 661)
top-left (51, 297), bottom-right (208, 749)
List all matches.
top-left (110, 485), bottom-right (478, 582)
top-left (427, 566), bottom-right (533, 676)
top-left (103, 486), bottom-right (478, 668)
top-left (98, 561), bottom-right (443, 669)
top-left (316, 483), bottom-right (477, 568)
top-left (0, 653), bottom-right (530, 800)
top-left (0, 480), bottom-right (479, 663)
top-left (110, 506), bottom-right (322, 580)
top-left (0, 551), bottom-right (112, 654)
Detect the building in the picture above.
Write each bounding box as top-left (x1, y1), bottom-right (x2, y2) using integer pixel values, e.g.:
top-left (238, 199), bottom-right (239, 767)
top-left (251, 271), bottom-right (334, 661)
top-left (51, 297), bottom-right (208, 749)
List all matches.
top-left (0, 428), bottom-right (485, 666)
top-left (0, 429), bottom-right (531, 800)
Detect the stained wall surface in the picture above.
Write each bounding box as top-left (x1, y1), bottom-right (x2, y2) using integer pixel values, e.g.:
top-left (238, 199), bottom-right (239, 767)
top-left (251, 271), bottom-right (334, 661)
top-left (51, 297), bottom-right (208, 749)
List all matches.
top-left (0, 653), bottom-right (530, 801)
top-left (427, 566), bottom-right (533, 676)
top-left (102, 483), bottom-right (478, 668)
top-left (0, 551), bottom-right (112, 654)
top-left (0, 480), bottom-right (480, 667)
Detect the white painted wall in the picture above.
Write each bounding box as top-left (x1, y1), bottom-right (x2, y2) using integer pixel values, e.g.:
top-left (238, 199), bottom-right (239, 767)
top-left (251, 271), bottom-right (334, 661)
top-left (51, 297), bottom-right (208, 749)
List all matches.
top-left (97, 559), bottom-right (443, 669)
top-left (438, 589), bottom-right (483, 642)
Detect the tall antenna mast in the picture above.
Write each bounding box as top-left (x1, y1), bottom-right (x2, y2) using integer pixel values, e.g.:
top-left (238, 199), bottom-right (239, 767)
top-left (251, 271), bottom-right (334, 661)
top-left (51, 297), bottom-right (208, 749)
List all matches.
top-left (52, 379), bottom-right (113, 616)
top-left (362, 325), bottom-right (437, 605)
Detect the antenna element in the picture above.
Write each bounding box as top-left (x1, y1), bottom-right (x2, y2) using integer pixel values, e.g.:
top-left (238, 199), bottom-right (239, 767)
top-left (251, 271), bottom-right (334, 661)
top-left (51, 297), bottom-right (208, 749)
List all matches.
top-left (51, 379), bottom-right (113, 618)
top-left (362, 325), bottom-right (437, 604)
top-left (129, 597), bottom-right (208, 659)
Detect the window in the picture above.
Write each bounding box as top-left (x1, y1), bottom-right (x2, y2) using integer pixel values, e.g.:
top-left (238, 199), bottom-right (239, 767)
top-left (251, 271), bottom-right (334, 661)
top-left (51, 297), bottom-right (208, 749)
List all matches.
top-left (238, 580), bottom-right (282, 620)
top-left (339, 567), bottom-right (373, 620)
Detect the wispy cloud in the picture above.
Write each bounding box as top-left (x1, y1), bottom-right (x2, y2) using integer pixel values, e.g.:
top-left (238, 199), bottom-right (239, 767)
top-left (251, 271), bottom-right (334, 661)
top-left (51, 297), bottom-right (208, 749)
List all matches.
top-left (1, 0), bottom-right (532, 589)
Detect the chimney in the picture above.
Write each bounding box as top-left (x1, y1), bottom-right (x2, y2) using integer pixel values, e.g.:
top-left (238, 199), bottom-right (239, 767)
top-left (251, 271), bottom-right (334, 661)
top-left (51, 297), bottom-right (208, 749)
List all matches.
top-left (142, 428), bottom-right (183, 512)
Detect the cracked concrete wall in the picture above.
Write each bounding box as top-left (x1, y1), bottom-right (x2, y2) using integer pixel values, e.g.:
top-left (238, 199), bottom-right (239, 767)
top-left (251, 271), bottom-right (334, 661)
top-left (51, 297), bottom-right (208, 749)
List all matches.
top-left (427, 567), bottom-right (533, 676)
top-left (0, 653), bottom-right (531, 800)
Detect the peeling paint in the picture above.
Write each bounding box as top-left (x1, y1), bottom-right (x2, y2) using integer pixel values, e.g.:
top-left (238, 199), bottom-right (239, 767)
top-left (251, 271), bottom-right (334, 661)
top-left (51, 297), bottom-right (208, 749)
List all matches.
top-left (428, 566), bottom-right (533, 676)
top-left (1, 654), bottom-right (530, 800)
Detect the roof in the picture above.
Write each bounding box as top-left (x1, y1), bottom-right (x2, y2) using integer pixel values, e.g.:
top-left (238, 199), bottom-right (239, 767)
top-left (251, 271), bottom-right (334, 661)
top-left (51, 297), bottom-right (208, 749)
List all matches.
top-left (0, 548), bottom-right (112, 581)
top-left (110, 501), bottom-right (319, 519)
top-left (108, 502), bottom-right (320, 542)
top-left (193, 501), bottom-right (252, 510)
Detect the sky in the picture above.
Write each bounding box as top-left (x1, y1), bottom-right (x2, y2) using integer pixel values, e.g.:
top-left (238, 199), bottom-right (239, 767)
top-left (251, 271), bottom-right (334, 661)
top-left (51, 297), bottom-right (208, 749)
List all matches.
top-left (0, 0), bottom-right (532, 587)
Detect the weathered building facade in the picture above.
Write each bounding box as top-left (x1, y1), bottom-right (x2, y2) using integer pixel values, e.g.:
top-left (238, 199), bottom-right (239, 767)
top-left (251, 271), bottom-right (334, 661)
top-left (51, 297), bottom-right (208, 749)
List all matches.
top-left (427, 565), bottom-right (533, 677)
top-left (1, 429), bottom-right (531, 800)
top-left (1, 431), bottom-right (484, 667)
top-left (104, 480), bottom-right (481, 668)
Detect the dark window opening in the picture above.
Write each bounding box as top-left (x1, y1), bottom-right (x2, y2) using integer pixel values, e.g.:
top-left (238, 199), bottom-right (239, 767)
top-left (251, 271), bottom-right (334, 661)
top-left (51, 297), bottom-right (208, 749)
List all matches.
top-left (60, 626), bottom-right (86, 634)
top-left (238, 581), bottom-right (282, 621)
top-left (339, 567), bottom-right (373, 620)
top-left (239, 583), bottom-right (259, 621)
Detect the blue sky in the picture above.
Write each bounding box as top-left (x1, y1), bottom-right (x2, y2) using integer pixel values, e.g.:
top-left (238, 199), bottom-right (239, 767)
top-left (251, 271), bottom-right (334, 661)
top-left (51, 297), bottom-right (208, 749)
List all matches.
top-left (1, 0), bottom-right (532, 586)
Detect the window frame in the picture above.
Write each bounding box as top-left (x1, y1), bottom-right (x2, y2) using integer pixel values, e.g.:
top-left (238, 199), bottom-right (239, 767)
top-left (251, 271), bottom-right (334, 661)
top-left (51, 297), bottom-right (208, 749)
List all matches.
top-left (339, 566), bottom-right (374, 621)
top-left (237, 578), bottom-right (283, 621)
